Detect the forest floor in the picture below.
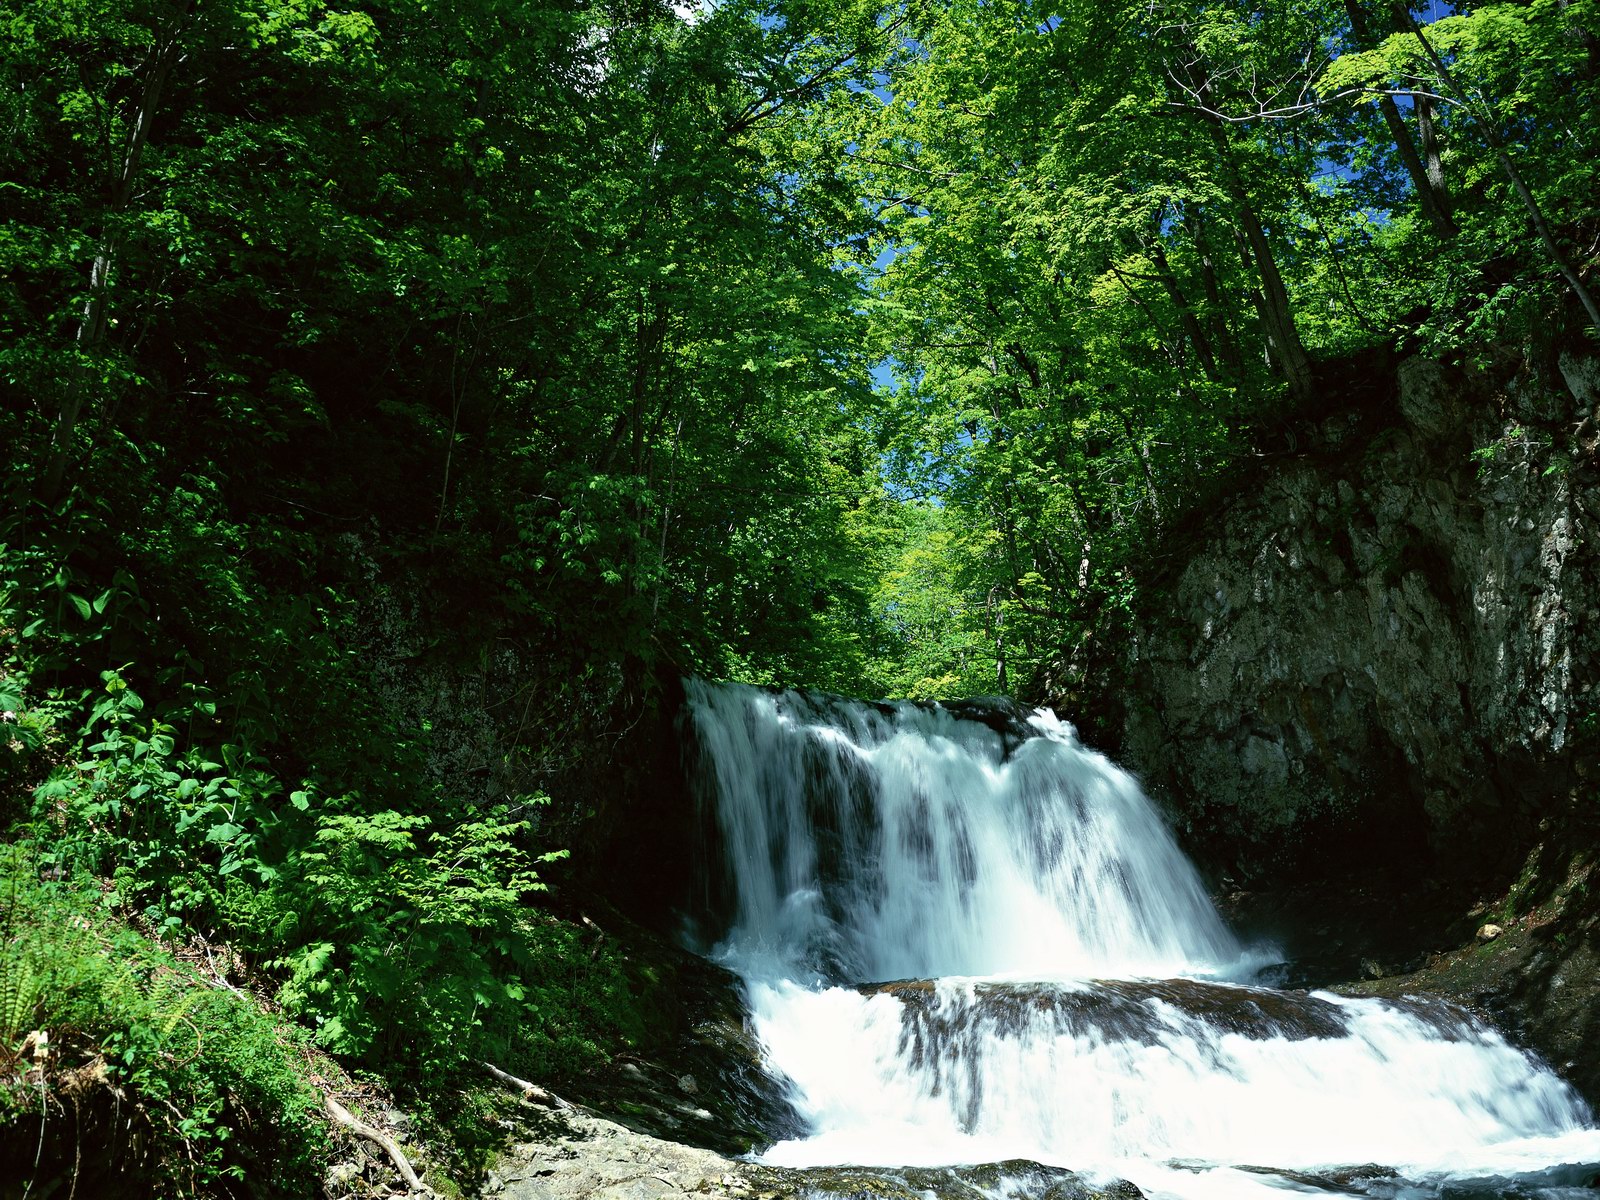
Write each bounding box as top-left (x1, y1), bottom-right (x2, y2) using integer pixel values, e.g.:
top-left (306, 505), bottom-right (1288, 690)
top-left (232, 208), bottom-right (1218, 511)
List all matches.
top-left (0, 866), bottom-right (513, 1200)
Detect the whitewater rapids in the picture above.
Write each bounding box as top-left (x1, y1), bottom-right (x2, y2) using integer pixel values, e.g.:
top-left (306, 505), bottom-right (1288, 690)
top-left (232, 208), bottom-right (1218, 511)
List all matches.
top-left (684, 680), bottom-right (1600, 1199)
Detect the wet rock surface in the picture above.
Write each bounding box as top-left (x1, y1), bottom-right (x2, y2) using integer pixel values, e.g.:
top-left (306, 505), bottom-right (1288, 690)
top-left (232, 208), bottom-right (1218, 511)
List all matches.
top-left (1217, 1160), bottom-right (1600, 1197)
top-left (867, 976), bottom-right (1356, 1042)
top-left (489, 1107), bottom-right (1144, 1200)
top-left (551, 915), bottom-right (800, 1157)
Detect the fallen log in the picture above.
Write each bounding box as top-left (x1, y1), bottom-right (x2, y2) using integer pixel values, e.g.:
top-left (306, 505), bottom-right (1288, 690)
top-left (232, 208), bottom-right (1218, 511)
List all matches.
top-left (481, 1060), bottom-right (572, 1110)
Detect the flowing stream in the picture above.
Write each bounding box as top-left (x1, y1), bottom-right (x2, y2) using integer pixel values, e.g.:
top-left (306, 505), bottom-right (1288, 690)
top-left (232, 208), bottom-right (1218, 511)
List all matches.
top-left (684, 679), bottom-right (1600, 1199)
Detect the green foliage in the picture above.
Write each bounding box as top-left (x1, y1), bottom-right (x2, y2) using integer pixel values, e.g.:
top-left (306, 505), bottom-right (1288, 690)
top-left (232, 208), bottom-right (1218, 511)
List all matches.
top-left (771, 0), bottom-right (1600, 700)
top-left (6, 651), bottom-right (635, 1092)
top-left (0, 846), bottom-right (326, 1196)
top-left (1, 523), bottom-right (644, 1113)
top-left (232, 800), bottom-right (641, 1081)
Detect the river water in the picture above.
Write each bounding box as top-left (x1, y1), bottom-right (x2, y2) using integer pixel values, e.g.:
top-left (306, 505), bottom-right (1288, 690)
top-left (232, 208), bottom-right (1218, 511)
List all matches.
top-left (684, 679), bottom-right (1600, 1199)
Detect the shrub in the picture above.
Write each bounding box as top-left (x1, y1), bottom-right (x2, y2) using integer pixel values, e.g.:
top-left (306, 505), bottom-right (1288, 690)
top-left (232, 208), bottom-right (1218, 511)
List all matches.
top-left (0, 846), bottom-right (327, 1197)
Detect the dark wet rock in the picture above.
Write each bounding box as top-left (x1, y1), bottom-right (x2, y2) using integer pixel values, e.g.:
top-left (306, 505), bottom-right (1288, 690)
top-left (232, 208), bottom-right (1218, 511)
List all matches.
top-left (571, 674), bottom-right (701, 927)
top-left (750, 1158), bottom-right (1142, 1199)
top-left (1177, 1158), bottom-right (1600, 1197)
top-left (866, 976), bottom-right (1354, 1042)
top-left (1430, 1161), bottom-right (1600, 1197)
top-left (551, 913), bottom-right (801, 1157)
top-left (1336, 845), bottom-right (1600, 1109)
top-left (1218, 877), bottom-right (1478, 992)
top-left (1181, 1160), bottom-right (1401, 1195)
top-left (938, 697), bottom-right (1040, 751)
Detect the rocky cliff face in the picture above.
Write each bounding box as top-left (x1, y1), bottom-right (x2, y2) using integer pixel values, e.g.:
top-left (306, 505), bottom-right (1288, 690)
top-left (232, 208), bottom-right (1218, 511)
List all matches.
top-left (1114, 350), bottom-right (1600, 882)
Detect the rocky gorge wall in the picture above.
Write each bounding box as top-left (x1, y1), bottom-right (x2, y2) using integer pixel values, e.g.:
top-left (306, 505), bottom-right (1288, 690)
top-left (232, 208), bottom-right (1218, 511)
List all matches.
top-left (1109, 349), bottom-right (1600, 884)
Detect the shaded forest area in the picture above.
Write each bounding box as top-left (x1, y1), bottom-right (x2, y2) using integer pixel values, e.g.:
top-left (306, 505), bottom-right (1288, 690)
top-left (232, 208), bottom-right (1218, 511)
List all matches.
top-left (1, 0), bottom-right (1597, 1191)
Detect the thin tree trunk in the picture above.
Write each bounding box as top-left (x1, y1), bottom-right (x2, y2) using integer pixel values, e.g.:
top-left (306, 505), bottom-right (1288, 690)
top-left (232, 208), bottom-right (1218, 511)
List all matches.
top-left (1237, 200), bottom-right (1314, 401)
top-left (1146, 235), bottom-right (1221, 381)
top-left (1107, 264), bottom-right (1183, 371)
top-left (435, 312), bottom-right (483, 538)
top-left (1118, 409), bottom-right (1163, 526)
top-left (1400, 10), bottom-right (1600, 333)
top-left (40, 1), bottom-right (195, 504)
top-left (1211, 127), bottom-right (1315, 403)
top-left (1181, 205), bottom-right (1243, 379)
top-left (989, 587), bottom-right (1008, 695)
top-left (1343, 0), bottom-right (1457, 236)
top-left (651, 416), bottom-right (684, 621)
top-left (1413, 96), bottom-right (1453, 226)
top-left (1289, 167), bottom-right (1377, 333)
top-left (1559, 0), bottom-right (1600, 80)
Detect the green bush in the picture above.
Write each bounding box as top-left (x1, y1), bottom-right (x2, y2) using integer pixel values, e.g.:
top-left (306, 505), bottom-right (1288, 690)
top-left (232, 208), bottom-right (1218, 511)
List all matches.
top-left (0, 846), bottom-right (327, 1197)
top-left (226, 800), bottom-right (644, 1082)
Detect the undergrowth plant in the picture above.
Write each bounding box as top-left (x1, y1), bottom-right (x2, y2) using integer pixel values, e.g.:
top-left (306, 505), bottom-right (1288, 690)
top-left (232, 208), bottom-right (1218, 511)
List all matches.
top-left (2, 524), bottom-right (648, 1161)
top-left (230, 798), bottom-right (643, 1082)
top-left (0, 845), bottom-right (326, 1196)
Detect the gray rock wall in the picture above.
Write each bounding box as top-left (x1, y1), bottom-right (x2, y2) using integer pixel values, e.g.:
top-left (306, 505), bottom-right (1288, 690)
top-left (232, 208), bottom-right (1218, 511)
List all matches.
top-left (1116, 353), bottom-right (1600, 880)
top-left (327, 537), bottom-right (695, 912)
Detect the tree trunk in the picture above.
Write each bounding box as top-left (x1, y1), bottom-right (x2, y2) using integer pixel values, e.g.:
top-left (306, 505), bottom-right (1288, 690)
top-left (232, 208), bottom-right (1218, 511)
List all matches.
top-left (40, 1), bottom-right (196, 504)
top-left (1107, 263), bottom-right (1183, 371)
top-left (989, 588), bottom-right (1008, 694)
top-left (1343, 0), bottom-right (1456, 236)
top-left (1146, 235), bottom-right (1221, 382)
top-left (1118, 409), bottom-right (1163, 526)
top-left (1181, 205), bottom-right (1244, 379)
top-left (1413, 95), bottom-right (1453, 227)
top-left (1211, 127), bottom-right (1315, 403)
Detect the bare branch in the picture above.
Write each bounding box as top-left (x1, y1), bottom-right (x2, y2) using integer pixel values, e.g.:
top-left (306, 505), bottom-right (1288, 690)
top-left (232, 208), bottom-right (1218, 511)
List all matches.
top-left (482, 1060), bottom-right (576, 1110)
top-left (323, 1094), bottom-right (433, 1195)
top-left (1165, 84), bottom-right (1460, 125)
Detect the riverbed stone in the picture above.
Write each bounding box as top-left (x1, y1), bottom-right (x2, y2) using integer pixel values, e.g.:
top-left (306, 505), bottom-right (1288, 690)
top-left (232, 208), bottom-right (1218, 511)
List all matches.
top-left (548, 914), bottom-right (804, 1157)
top-left (491, 1107), bottom-right (1144, 1200)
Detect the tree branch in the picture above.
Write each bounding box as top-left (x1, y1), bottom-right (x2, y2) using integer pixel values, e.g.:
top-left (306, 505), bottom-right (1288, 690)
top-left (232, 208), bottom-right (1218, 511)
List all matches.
top-left (323, 1094), bottom-right (433, 1195)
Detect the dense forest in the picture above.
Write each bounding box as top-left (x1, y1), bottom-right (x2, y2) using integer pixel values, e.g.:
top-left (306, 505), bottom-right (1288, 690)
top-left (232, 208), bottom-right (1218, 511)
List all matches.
top-left (2, 0), bottom-right (1597, 1192)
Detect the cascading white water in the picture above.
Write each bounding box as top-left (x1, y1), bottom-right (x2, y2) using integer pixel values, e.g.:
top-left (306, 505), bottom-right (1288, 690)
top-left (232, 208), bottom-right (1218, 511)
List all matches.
top-left (685, 679), bottom-right (1600, 1199)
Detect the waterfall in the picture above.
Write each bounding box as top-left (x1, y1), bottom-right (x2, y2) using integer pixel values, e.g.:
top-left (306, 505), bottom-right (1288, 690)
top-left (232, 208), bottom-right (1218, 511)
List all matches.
top-left (685, 679), bottom-right (1600, 1199)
